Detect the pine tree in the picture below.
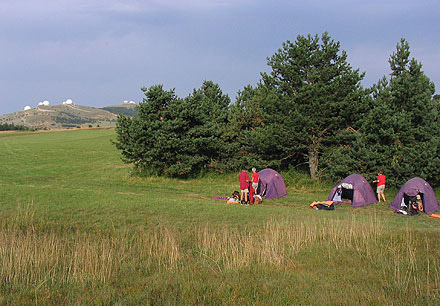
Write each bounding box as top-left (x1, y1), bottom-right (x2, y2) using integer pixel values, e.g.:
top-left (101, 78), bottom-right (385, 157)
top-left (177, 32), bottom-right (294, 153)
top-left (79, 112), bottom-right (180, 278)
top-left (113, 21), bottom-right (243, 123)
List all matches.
top-left (114, 82), bottom-right (231, 177)
top-left (356, 39), bottom-right (440, 186)
top-left (114, 85), bottom-right (182, 175)
top-left (177, 81), bottom-right (230, 175)
top-left (261, 32), bottom-right (365, 179)
top-left (224, 85), bottom-right (271, 170)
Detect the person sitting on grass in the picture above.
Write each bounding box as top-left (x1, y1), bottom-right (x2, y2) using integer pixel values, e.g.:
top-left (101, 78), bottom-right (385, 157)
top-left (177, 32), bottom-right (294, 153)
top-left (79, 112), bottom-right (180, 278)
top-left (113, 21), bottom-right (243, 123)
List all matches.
top-left (238, 169), bottom-right (249, 205)
top-left (416, 194), bottom-right (423, 212)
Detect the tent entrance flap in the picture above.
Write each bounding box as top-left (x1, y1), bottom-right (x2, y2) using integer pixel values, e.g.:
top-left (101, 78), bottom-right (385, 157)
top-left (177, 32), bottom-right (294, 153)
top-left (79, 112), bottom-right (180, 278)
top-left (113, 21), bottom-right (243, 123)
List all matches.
top-left (341, 188), bottom-right (354, 201)
top-left (331, 185), bottom-right (353, 202)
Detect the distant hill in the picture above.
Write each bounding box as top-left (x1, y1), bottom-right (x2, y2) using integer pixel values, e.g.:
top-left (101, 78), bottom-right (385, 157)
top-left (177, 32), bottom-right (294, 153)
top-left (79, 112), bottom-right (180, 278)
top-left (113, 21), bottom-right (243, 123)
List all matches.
top-left (0, 104), bottom-right (137, 130)
top-left (100, 104), bottom-right (138, 116)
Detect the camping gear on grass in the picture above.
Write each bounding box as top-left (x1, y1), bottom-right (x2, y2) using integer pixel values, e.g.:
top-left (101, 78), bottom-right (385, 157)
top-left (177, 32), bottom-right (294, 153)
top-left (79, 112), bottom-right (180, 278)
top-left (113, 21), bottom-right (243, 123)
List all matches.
top-left (257, 168), bottom-right (287, 199)
top-left (249, 182), bottom-right (255, 204)
top-left (310, 201), bottom-right (335, 210)
top-left (224, 191), bottom-right (240, 204)
top-left (328, 174), bottom-right (377, 207)
top-left (390, 177), bottom-right (439, 214)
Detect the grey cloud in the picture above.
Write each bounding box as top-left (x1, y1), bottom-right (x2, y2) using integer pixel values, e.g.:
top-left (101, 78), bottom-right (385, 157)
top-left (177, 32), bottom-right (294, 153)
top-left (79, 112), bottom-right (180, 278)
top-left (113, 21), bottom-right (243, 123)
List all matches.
top-left (0, 0), bottom-right (439, 115)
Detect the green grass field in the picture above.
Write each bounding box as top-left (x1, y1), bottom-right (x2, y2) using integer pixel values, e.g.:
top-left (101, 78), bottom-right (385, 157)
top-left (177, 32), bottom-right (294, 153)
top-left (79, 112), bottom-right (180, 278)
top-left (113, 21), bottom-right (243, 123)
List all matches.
top-left (1, 129), bottom-right (439, 305)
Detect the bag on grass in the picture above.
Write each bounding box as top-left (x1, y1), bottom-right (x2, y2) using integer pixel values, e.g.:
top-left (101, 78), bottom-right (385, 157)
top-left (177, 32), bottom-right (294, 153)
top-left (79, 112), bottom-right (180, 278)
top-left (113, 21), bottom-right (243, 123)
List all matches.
top-left (315, 203), bottom-right (335, 210)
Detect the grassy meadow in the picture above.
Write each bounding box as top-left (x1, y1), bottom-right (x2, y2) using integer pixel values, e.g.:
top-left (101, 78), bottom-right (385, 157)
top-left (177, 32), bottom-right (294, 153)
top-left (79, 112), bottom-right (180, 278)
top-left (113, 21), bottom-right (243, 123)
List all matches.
top-left (0, 128), bottom-right (439, 305)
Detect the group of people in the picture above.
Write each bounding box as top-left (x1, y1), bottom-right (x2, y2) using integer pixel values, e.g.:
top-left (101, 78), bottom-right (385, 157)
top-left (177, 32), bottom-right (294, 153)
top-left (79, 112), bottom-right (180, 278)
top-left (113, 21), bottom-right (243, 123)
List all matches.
top-left (397, 194), bottom-right (424, 215)
top-left (238, 168), bottom-right (259, 205)
top-left (239, 169), bottom-right (387, 205)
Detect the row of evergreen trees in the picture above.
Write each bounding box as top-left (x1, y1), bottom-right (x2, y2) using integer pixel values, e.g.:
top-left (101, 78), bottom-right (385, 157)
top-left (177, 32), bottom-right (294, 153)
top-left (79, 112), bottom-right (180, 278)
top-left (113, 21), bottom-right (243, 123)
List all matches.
top-left (114, 33), bottom-right (440, 187)
top-left (0, 123), bottom-right (30, 131)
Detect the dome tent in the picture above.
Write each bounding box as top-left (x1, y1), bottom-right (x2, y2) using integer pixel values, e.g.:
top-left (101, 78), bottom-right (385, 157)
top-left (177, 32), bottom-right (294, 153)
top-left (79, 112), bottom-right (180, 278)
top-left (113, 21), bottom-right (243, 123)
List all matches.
top-left (390, 177), bottom-right (439, 214)
top-left (257, 168), bottom-right (287, 199)
top-left (328, 174), bottom-right (377, 207)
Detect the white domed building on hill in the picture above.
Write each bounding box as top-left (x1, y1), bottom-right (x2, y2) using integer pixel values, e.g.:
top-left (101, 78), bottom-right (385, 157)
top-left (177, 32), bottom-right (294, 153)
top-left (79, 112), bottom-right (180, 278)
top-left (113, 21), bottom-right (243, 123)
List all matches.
top-left (62, 99), bottom-right (73, 105)
top-left (24, 106), bottom-right (32, 110)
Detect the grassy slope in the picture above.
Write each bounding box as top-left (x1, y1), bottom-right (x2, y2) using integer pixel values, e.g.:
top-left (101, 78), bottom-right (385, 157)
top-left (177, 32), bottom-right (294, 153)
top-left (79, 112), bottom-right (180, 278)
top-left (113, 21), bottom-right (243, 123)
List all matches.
top-left (0, 129), bottom-right (439, 305)
top-left (0, 105), bottom-right (119, 129)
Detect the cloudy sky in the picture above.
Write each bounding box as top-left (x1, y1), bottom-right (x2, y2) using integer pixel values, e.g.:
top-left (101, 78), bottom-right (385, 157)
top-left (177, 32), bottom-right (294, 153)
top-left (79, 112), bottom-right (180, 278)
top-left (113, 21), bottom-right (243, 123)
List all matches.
top-left (0, 0), bottom-right (439, 115)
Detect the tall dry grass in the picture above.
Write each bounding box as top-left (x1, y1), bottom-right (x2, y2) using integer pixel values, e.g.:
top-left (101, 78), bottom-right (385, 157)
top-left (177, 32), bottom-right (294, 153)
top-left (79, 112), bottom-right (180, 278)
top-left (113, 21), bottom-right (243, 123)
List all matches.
top-left (0, 202), bottom-right (182, 286)
top-left (195, 214), bottom-right (384, 270)
top-left (0, 226), bottom-right (183, 285)
top-left (0, 202), bottom-right (439, 303)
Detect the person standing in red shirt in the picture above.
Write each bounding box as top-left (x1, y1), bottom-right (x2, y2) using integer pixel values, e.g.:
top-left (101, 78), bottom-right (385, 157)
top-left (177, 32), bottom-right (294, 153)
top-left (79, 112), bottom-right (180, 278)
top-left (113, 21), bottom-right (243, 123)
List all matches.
top-left (251, 167), bottom-right (259, 194)
top-left (373, 171), bottom-right (386, 202)
top-left (238, 169), bottom-right (249, 204)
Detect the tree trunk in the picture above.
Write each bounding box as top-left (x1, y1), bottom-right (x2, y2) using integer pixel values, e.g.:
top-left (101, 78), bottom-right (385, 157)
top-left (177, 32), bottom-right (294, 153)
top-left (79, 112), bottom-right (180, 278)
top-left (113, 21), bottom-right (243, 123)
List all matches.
top-left (308, 147), bottom-right (319, 180)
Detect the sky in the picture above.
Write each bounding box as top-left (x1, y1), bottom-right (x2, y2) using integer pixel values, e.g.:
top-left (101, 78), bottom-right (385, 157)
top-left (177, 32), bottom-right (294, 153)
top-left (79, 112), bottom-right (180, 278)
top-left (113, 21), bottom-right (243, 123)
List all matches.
top-left (0, 0), bottom-right (439, 115)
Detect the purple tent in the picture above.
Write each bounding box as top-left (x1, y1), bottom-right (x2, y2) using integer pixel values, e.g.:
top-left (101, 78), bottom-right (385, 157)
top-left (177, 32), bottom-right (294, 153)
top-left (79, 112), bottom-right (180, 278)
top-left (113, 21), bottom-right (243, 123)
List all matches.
top-left (390, 177), bottom-right (439, 214)
top-left (328, 174), bottom-right (377, 207)
top-left (258, 168), bottom-right (287, 199)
